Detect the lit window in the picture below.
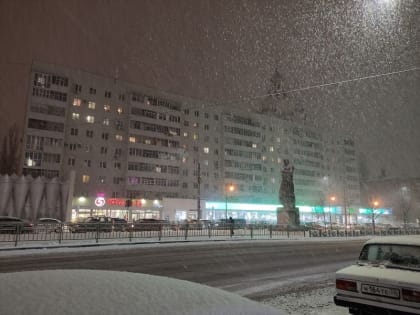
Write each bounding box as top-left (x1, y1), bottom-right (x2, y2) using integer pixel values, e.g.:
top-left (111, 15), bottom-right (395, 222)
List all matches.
top-left (252, 144), bottom-right (257, 148)
top-left (88, 101), bottom-right (96, 109)
top-left (182, 157), bottom-right (187, 163)
top-left (72, 113), bottom-right (80, 120)
top-left (86, 115), bottom-right (94, 123)
top-left (103, 118), bottom-right (110, 126)
top-left (193, 122), bottom-right (199, 127)
top-left (104, 105), bottom-right (111, 112)
top-left (145, 139), bottom-right (151, 144)
top-left (262, 156), bottom-right (266, 161)
top-left (115, 134), bottom-right (123, 141)
top-left (269, 146), bottom-right (274, 152)
top-left (193, 133), bottom-right (198, 140)
top-left (183, 132), bottom-right (188, 137)
top-left (203, 147), bottom-right (209, 154)
top-left (117, 107), bottom-right (123, 114)
top-left (82, 175), bottom-right (90, 183)
top-left (73, 98), bottom-right (81, 107)
top-left (129, 136), bottom-right (136, 143)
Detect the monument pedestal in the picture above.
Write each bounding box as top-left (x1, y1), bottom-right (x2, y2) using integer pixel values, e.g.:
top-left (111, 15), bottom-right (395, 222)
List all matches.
top-left (277, 207), bottom-right (300, 226)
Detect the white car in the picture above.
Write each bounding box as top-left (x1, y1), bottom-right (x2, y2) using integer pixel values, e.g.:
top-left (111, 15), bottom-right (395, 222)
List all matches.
top-left (334, 236), bottom-right (420, 314)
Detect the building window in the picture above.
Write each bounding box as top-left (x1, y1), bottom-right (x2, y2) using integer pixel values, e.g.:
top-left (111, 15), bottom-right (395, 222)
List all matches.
top-left (105, 91), bottom-right (112, 98)
top-left (74, 84), bottom-right (82, 93)
top-left (214, 114), bottom-right (219, 120)
top-left (99, 161), bottom-right (107, 168)
top-left (86, 130), bottom-right (94, 138)
top-left (103, 118), bottom-right (110, 126)
top-left (203, 147), bottom-right (209, 154)
top-left (86, 115), bottom-right (94, 123)
top-left (82, 175), bottom-right (90, 183)
top-left (98, 176), bottom-right (106, 183)
top-left (115, 134), bottom-right (123, 141)
top-left (193, 133), bottom-right (198, 140)
top-left (88, 101), bottom-right (96, 109)
top-left (118, 93), bottom-right (125, 101)
top-left (129, 136), bottom-right (136, 143)
top-left (183, 132), bottom-right (188, 137)
top-left (72, 113), bottom-right (80, 120)
top-left (101, 132), bottom-right (109, 140)
top-left (184, 109), bottom-right (189, 115)
top-left (73, 98), bottom-right (81, 107)
top-left (194, 111), bottom-right (199, 117)
top-left (70, 128), bottom-right (78, 136)
top-left (84, 160), bottom-right (91, 167)
top-left (204, 112), bottom-right (209, 119)
top-left (204, 124), bottom-right (209, 130)
top-left (117, 107), bottom-right (123, 114)
top-left (68, 157), bottom-right (75, 166)
top-left (252, 143), bottom-right (257, 148)
top-left (114, 161), bottom-right (121, 169)
top-left (100, 147), bottom-right (108, 154)
top-left (89, 87), bottom-right (96, 95)
top-left (104, 104), bottom-right (111, 112)
top-left (269, 146), bottom-right (274, 152)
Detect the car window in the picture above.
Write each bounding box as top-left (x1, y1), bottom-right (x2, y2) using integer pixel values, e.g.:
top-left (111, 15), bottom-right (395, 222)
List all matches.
top-left (359, 244), bottom-right (420, 270)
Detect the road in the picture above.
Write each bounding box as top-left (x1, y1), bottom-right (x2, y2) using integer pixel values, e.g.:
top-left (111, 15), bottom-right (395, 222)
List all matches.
top-left (0, 239), bottom-right (364, 299)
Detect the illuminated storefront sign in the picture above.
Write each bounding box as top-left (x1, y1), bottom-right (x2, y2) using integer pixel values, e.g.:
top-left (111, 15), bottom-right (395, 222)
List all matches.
top-left (94, 197), bottom-right (106, 207)
top-left (359, 208), bottom-right (392, 215)
top-left (91, 198), bottom-right (143, 208)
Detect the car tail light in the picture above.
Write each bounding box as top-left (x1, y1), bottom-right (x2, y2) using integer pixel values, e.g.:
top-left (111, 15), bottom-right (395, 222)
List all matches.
top-left (402, 289), bottom-right (420, 303)
top-left (336, 279), bottom-right (358, 292)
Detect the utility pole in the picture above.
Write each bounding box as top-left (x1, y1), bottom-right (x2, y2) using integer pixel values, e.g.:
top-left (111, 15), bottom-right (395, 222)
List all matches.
top-left (197, 162), bottom-right (201, 220)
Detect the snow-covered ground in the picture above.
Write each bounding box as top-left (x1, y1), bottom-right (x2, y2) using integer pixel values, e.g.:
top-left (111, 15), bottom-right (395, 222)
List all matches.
top-left (260, 278), bottom-right (347, 315)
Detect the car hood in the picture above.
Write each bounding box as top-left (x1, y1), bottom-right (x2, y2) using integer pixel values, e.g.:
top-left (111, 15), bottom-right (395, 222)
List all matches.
top-left (337, 264), bottom-right (420, 289)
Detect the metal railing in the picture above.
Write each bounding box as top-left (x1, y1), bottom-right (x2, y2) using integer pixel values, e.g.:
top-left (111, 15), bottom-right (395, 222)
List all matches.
top-left (1, 222), bottom-right (419, 247)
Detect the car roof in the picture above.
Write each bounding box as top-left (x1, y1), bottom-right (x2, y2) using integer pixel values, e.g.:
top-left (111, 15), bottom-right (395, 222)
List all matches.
top-left (364, 236), bottom-right (420, 247)
top-left (0, 216), bottom-right (22, 220)
top-left (38, 217), bottom-right (61, 221)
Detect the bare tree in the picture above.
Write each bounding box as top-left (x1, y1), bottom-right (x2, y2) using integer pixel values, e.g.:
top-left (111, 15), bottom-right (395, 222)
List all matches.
top-left (0, 124), bottom-right (22, 175)
top-left (400, 187), bottom-right (412, 229)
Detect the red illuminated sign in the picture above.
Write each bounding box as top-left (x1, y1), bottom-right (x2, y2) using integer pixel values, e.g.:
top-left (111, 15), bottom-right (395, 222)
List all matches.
top-left (106, 198), bottom-right (142, 207)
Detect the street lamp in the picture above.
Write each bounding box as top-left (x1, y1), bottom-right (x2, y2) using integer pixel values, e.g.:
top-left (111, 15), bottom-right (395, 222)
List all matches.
top-left (225, 183), bottom-right (235, 221)
top-left (372, 200), bottom-right (379, 234)
top-left (329, 196), bottom-right (336, 230)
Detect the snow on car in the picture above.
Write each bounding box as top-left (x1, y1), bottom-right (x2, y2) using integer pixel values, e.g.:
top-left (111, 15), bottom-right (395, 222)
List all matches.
top-left (334, 236), bottom-right (420, 315)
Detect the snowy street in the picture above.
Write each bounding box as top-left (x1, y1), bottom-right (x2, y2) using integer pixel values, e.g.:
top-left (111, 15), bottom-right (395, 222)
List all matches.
top-left (0, 238), bottom-right (366, 314)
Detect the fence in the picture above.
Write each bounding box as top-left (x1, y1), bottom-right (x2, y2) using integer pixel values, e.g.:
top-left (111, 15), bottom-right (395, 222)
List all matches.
top-left (1, 222), bottom-right (420, 247)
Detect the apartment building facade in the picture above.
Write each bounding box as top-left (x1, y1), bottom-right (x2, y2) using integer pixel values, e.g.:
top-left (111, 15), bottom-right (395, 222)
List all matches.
top-left (21, 61), bottom-right (362, 223)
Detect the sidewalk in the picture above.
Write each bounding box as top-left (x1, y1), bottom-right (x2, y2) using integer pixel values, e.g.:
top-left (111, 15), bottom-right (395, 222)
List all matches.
top-left (0, 234), bottom-right (372, 253)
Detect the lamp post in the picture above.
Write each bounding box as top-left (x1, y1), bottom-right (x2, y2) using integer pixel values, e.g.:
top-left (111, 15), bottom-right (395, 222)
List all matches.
top-left (372, 200), bottom-right (379, 234)
top-left (225, 183), bottom-right (235, 221)
top-left (329, 196), bottom-right (336, 230)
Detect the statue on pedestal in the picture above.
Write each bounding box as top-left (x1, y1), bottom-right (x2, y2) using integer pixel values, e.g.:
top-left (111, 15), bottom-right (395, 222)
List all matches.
top-left (278, 159), bottom-right (299, 226)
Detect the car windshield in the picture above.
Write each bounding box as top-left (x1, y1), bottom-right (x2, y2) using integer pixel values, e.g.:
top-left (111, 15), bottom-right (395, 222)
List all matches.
top-left (359, 244), bottom-right (420, 271)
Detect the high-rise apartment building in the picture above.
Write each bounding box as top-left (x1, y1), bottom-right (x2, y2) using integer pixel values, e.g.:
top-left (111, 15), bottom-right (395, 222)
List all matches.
top-left (21, 61), bottom-right (361, 222)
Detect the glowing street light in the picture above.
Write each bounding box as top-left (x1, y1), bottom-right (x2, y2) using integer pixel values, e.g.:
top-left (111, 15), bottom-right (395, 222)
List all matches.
top-left (371, 200), bottom-right (380, 234)
top-left (328, 196), bottom-right (336, 229)
top-left (225, 183), bottom-right (235, 221)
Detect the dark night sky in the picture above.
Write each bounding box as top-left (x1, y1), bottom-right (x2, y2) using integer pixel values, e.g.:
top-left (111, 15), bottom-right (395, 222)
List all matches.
top-left (0, 0), bottom-right (419, 179)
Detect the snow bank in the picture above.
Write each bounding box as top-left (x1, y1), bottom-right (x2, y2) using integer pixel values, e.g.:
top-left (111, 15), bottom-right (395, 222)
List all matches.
top-left (0, 269), bottom-right (283, 315)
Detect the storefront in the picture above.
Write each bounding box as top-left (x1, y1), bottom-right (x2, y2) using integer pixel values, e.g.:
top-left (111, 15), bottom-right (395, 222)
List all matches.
top-left (71, 196), bottom-right (162, 221)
